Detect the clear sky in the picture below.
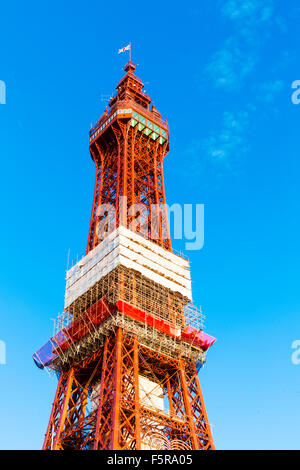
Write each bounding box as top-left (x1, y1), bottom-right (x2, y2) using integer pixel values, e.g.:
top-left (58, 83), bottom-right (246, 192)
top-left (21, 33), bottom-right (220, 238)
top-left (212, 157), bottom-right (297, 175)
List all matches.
top-left (0, 0), bottom-right (299, 450)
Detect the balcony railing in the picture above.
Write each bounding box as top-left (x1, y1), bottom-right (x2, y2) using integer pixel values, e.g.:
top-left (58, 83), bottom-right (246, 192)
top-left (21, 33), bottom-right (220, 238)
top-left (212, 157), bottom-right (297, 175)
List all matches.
top-left (89, 99), bottom-right (169, 137)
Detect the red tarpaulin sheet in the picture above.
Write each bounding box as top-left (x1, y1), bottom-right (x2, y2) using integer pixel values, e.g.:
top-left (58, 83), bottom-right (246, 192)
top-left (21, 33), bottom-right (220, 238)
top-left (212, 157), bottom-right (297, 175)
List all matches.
top-left (117, 300), bottom-right (216, 351)
top-left (181, 326), bottom-right (216, 351)
top-left (56, 297), bottom-right (114, 349)
top-left (33, 298), bottom-right (113, 368)
top-left (116, 300), bottom-right (182, 338)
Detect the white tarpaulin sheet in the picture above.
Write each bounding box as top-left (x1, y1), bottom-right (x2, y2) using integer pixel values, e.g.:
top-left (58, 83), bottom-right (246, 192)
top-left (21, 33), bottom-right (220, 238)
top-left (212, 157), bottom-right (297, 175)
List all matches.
top-left (65, 226), bottom-right (192, 308)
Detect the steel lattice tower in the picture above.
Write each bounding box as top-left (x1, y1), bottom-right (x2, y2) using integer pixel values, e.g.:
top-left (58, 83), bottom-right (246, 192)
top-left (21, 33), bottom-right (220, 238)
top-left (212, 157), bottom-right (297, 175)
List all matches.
top-left (33, 61), bottom-right (216, 451)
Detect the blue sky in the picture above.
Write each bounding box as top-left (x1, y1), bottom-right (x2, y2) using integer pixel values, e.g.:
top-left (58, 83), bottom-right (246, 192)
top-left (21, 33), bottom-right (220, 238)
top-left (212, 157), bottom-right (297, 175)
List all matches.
top-left (0, 0), bottom-right (300, 449)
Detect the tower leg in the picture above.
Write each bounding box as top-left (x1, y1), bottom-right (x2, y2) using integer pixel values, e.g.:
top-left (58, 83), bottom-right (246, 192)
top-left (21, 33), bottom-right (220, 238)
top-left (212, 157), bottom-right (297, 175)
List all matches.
top-left (43, 351), bottom-right (105, 450)
top-left (110, 327), bottom-right (123, 449)
top-left (93, 334), bottom-right (116, 449)
top-left (93, 329), bottom-right (141, 450)
top-left (182, 362), bottom-right (215, 450)
top-left (43, 369), bottom-right (75, 450)
top-left (179, 359), bottom-right (200, 450)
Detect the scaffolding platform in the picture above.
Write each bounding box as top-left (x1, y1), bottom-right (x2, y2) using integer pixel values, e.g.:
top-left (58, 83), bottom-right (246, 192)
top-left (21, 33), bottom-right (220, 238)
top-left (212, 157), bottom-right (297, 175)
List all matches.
top-left (33, 228), bottom-right (216, 372)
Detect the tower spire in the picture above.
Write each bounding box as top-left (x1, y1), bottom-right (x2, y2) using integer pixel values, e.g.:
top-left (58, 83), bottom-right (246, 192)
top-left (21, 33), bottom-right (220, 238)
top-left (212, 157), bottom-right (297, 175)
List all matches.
top-left (124, 58), bottom-right (136, 74)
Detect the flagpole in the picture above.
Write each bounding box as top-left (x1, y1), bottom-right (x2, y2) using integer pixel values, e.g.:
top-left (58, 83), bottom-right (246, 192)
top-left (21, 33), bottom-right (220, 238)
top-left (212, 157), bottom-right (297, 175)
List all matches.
top-left (130, 42), bottom-right (131, 61)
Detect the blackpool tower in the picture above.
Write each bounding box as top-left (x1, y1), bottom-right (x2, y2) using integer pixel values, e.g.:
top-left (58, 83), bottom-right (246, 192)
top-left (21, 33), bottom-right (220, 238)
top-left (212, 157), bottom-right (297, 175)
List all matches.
top-left (33, 60), bottom-right (216, 450)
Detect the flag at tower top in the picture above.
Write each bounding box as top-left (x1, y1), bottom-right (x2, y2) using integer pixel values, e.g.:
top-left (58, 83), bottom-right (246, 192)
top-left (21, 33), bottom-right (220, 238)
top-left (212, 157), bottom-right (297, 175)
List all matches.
top-left (118, 44), bottom-right (130, 54)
